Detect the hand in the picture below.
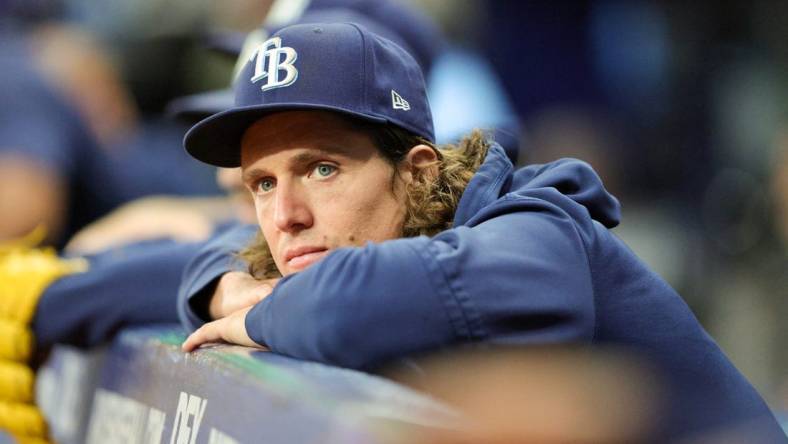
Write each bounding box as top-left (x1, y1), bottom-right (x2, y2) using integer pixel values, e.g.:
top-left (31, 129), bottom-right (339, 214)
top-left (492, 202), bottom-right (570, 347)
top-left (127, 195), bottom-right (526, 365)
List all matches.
top-left (209, 272), bottom-right (279, 320)
top-left (181, 306), bottom-right (259, 352)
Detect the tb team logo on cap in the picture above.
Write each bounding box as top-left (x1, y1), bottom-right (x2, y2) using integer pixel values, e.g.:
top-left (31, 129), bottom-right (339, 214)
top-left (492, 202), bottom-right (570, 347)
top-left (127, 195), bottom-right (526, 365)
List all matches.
top-left (249, 37), bottom-right (299, 91)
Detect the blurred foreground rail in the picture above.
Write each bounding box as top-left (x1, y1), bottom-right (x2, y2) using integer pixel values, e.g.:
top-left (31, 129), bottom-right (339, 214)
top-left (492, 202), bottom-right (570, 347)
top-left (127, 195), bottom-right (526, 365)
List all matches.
top-left (30, 327), bottom-right (456, 444)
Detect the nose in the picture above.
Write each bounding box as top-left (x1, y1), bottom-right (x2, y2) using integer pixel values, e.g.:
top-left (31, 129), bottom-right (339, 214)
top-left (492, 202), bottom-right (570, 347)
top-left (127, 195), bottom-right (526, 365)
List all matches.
top-left (271, 180), bottom-right (313, 233)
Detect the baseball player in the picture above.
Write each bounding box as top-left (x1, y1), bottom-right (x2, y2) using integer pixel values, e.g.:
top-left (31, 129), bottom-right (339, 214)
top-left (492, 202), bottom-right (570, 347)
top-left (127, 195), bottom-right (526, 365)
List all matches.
top-left (0, 5), bottom-right (452, 441)
top-left (178, 22), bottom-right (785, 441)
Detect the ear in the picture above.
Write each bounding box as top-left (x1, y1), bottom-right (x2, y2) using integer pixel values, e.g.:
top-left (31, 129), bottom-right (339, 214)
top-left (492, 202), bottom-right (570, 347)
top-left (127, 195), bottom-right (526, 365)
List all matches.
top-left (399, 144), bottom-right (439, 184)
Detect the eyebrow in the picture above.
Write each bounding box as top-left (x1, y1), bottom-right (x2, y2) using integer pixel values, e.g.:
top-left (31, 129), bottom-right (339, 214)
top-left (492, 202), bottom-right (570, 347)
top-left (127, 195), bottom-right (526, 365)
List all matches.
top-left (242, 167), bottom-right (267, 186)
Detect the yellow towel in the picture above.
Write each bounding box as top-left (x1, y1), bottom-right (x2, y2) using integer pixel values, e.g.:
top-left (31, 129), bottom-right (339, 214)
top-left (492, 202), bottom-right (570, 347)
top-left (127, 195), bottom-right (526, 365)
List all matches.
top-left (0, 320), bottom-right (33, 362)
top-left (0, 360), bottom-right (34, 403)
top-left (0, 400), bottom-right (47, 438)
top-left (0, 227), bottom-right (88, 323)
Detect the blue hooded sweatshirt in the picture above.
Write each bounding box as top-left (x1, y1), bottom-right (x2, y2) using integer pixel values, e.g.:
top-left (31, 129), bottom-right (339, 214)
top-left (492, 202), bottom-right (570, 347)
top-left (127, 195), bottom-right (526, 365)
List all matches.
top-left (178, 144), bottom-right (785, 441)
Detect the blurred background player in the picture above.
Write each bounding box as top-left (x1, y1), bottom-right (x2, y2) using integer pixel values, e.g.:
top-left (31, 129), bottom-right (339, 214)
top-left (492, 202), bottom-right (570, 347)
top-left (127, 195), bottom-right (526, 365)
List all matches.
top-left (0, 4), bottom-right (226, 250)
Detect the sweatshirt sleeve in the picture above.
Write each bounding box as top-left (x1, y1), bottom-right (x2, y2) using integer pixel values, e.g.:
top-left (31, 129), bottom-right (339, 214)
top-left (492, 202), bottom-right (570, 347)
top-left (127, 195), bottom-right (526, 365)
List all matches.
top-left (245, 195), bottom-right (596, 369)
top-left (33, 239), bottom-right (201, 349)
top-left (177, 223), bottom-right (258, 332)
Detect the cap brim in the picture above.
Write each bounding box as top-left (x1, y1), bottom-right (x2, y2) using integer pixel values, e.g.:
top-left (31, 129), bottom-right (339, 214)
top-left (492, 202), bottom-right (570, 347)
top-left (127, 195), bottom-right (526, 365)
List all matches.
top-left (184, 103), bottom-right (388, 168)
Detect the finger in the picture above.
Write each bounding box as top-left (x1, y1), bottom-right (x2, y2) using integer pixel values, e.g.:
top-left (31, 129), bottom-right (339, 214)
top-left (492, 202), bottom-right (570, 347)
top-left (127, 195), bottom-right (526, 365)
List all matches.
top-left (218, 279), bottom-right (274, 318)
top-left (217, 292), bottom-right (257, 319)
top-left (183, 308), bottom-right (256, 351)
top-left (250, 289), bottom-right (269, 305)
top-left (231, 289), bottom-right (262, 310)
top-left (256, 279), bottom-right (278, 302)
top-left (181, 323), bottom-right (222, 352)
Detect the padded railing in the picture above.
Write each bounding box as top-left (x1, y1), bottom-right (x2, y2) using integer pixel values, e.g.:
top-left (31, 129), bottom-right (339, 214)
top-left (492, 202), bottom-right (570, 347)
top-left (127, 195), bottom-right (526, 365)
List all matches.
top-left (34, 326), bottom-right (457, 444)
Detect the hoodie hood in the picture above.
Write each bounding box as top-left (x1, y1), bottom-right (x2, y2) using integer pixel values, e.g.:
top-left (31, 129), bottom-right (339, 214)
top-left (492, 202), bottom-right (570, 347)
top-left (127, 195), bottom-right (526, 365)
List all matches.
top-left (454, 142), bottom-right (621, 229)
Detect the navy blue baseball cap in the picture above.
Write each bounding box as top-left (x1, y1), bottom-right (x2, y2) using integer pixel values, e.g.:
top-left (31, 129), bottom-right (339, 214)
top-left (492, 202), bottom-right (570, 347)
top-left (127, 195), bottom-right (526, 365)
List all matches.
top-left (184, 22), bottom-right (434, 167)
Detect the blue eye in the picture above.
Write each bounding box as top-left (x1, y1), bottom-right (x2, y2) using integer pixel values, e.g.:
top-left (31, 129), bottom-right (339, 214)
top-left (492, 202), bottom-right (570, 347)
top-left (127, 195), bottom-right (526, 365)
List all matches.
top-left (314, 164), bottom-right (337, 177)
top-left (257, 178), bottom-right (275, 193)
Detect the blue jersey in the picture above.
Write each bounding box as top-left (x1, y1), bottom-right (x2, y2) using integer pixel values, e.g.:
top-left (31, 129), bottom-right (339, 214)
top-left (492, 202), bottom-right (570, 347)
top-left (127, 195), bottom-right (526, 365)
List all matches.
top-left (178, 144), bottom-right (785, 441)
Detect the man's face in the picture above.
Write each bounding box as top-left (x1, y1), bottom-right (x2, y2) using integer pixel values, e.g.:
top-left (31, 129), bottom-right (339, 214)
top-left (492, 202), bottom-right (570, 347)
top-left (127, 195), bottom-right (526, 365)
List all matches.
top-left (240, 111), bottom-right (408, 276)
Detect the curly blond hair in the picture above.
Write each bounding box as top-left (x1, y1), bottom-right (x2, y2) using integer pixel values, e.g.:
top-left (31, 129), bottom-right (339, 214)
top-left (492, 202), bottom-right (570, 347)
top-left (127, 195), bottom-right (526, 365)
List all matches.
top-left (239, 126), bottom-right (491, 279)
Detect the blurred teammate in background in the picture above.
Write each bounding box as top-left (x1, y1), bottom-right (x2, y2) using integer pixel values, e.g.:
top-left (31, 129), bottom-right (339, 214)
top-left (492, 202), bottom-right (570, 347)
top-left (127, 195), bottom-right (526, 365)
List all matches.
top-left (0, 19), bottom-right (223, 250)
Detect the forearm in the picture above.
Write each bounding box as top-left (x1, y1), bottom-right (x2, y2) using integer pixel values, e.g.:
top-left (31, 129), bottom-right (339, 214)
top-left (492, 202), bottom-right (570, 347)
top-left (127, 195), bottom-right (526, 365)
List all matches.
top-left (244, 208), bottom-right (595, 370)
top-left (177, 224), bottom-right (258, 332)
top-left (32, 240), bottom-right (199, 349)
top-left (246, 237), bottom-right (457, 369)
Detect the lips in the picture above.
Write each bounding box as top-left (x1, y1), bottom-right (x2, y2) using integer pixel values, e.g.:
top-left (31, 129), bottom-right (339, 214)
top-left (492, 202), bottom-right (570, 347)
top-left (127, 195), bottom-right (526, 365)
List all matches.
top-left (284, 246), bottom-right (329, 271)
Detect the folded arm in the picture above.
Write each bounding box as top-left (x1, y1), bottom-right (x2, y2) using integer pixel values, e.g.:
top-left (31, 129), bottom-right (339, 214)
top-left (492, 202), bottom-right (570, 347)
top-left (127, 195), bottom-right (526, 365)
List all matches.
top-left (239, 197), bottom-right (596, 369)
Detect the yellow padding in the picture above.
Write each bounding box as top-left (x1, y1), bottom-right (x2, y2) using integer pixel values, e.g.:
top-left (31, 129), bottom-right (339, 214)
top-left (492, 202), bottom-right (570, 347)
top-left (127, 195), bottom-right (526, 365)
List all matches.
top-left (0, 360), bottom-right (34, 403)
top-left (0, 320), bottom-right (33, 362)
top-left (0, 234), bottom-right (88, 324)
top-left (0, 400), bottom-right (47, 438)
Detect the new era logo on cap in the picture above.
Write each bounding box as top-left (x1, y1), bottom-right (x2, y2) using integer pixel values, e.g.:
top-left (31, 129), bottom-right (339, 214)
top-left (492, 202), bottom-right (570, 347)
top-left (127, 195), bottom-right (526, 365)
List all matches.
top-left (391, 90), bottom-right (410, 110)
